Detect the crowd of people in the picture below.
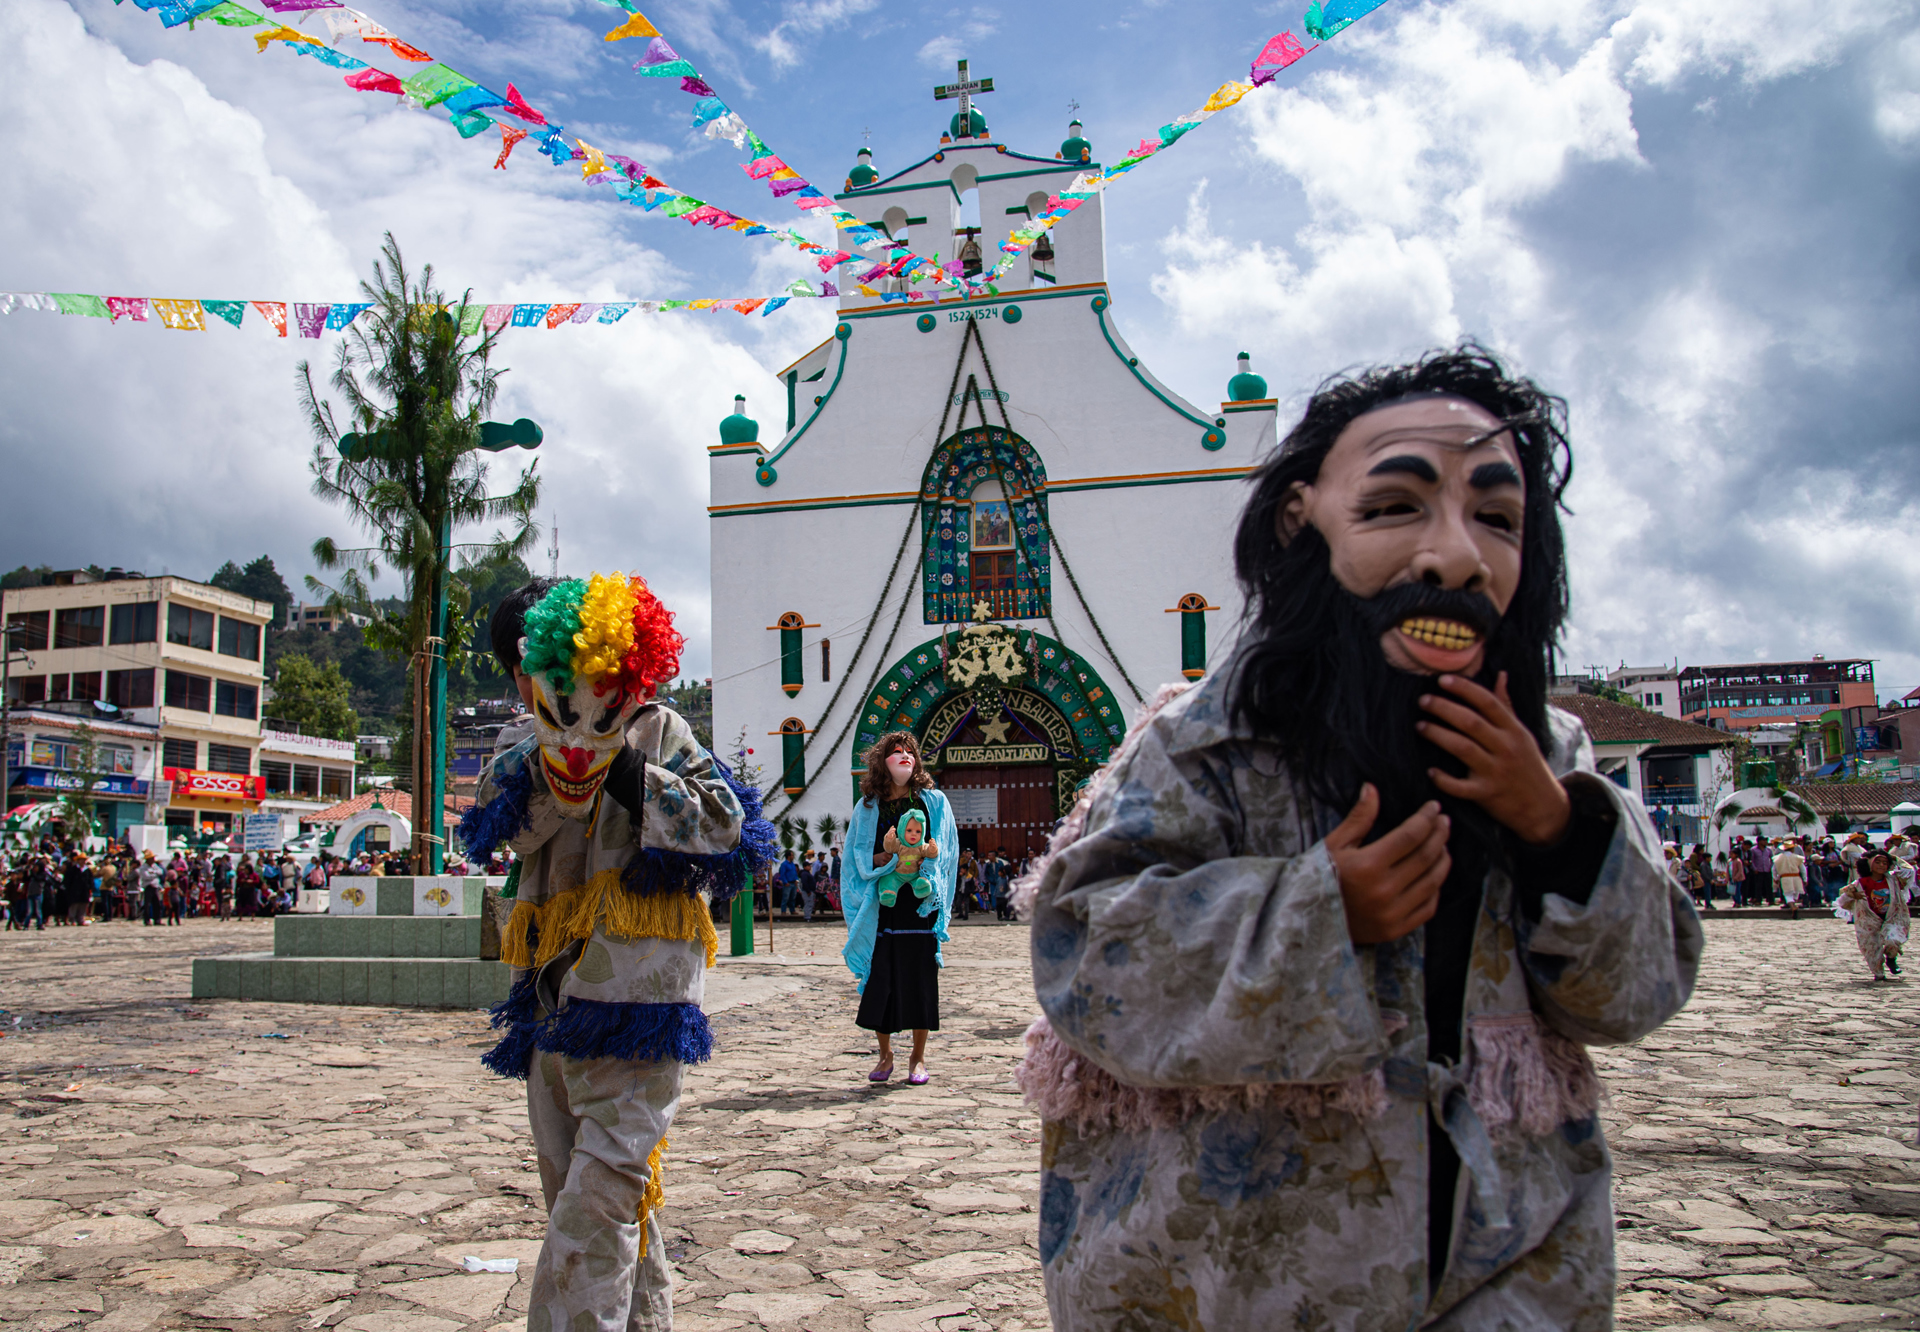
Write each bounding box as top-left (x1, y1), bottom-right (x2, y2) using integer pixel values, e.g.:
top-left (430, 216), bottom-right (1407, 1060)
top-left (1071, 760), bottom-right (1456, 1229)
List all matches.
top-left (1666, 829), bottom-right (1918, 979)
top-left (757, 841), bottom-right (1029, 923)
top-left (2, 834), bottom-right (322, 928)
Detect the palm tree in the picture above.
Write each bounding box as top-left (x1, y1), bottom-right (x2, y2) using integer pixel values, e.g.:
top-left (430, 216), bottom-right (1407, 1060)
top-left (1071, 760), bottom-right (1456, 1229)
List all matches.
top-left (299, 234), bottom-right (540, 870)
top-left (814, 813), bottom-right (840, 850)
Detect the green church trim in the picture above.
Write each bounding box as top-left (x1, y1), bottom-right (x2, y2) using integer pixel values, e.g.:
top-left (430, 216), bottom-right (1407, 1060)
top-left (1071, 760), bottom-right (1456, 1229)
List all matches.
top-left (1090, 295), bottom-right (1225, 448)
top-left (758, 323), bottom-right (853, 480)
top-left (852, 631), bottom-right (1129, 787)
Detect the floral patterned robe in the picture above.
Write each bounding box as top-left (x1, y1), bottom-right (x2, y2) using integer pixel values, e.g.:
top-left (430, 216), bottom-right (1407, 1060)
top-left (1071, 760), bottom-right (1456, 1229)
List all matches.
top-left (1021, 671), bottom-right (1702, 1330)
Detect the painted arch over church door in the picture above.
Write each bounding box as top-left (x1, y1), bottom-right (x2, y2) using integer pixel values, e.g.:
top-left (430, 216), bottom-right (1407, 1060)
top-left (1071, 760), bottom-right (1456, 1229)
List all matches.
top-left (920, 425), bottom-right (1052, 624)
top-left (851, 628), bottom-right (1129, 817)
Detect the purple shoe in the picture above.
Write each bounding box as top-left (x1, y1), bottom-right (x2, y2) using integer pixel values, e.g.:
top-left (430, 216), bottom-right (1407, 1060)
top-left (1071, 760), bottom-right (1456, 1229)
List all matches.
top-left (868, 1064), bottom-right (893, 1083)
top-left (907, 1068), bottom-right (930, 1086)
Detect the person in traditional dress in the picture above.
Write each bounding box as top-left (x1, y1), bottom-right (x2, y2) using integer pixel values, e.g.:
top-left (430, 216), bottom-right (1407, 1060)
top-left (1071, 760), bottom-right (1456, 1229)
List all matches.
top-left (1774, 838), bottom-right (1807, 918)
top-left (841, 732), bottom-right (957, 1085)
top-left (456, 575), bottom-right (773, 1332)
top-left (1016, 346), bottom-right (1701, 1330)
top-left (1837, 853), bottom-right (1909, 980)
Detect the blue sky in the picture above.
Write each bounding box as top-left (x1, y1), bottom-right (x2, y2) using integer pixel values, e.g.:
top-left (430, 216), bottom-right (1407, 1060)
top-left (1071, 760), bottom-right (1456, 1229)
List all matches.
top-left (2, 0), bottom-right (1917, 698)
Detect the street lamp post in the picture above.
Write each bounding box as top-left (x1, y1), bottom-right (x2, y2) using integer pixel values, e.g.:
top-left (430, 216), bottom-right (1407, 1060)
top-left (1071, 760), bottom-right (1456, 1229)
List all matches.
top-left (1, 606), bottom-right (38, 849)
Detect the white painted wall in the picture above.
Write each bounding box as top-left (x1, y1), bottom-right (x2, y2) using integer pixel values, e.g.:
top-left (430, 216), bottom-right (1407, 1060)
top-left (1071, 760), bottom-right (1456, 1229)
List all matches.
top-left (710, 131), bottom-right (1277, 827)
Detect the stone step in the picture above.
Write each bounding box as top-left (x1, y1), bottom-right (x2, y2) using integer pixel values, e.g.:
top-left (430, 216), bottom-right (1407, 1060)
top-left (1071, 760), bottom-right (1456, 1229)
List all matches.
top-left (275, 914), bottom-right (484, 959)
top-left (191, 953), bottom-right (512, 1009)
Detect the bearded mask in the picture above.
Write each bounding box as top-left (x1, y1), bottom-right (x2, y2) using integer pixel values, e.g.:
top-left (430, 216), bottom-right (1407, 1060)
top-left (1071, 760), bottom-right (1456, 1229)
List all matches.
top-left (527, 669), bottom-right (646, 813)
top-left (515, 572), bottom-right (686, 818)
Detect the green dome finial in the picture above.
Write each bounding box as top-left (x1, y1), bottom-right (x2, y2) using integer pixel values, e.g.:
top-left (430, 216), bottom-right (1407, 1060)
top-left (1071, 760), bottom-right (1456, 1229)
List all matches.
top-left (1059, 118), bottom-right (1091, 164)
top-left (846, 146), bottom-right (878, 189)
top-left (1227, 352), bottom-right (1268, 403)
top-left (719, 394), bottom-right (758, 446)
top-left (949, 107), bottom-right (988, 139)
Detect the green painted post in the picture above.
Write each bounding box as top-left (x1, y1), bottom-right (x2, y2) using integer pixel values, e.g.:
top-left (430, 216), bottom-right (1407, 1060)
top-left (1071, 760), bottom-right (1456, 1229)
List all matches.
top-left (428, 510), bottom-right (451, 874)
top-left (730, 890), bottom-right (754, 956)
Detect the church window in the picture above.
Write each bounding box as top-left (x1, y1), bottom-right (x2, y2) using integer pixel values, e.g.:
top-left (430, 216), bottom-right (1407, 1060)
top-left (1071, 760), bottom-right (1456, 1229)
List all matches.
top-left (768, 612), bottom-right (816, 697)
top-left (773, 717), bottom-right (809, 795)
top-left (821, 638), bottom-right (832, 682)
top-left (921, 427), bottom-right (1051, 624)
top-left (1167, 593), bottom-right (1219, 680)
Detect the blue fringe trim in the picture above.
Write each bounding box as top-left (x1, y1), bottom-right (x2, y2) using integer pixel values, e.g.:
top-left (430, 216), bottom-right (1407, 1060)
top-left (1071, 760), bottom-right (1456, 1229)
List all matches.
top-left (456, 757), bottom-right (534, 863)
top-left (489, 970), bottom-right (540, 1029)
top-left (478, 971), bottom-right (542, 1080)
top-left (481, 1022), bottom-right (539, 1080)
top-left (531, 999), bottom-right (713, 1065)
top-left (617, 756), bottom-right (779, 903)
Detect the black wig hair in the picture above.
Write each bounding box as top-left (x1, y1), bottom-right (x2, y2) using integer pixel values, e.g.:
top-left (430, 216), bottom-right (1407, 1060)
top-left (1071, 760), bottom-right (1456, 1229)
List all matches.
top-left (1228, 343), bottom-right (1574, 829)
top-left (490, 577), bottom-right (561, 678)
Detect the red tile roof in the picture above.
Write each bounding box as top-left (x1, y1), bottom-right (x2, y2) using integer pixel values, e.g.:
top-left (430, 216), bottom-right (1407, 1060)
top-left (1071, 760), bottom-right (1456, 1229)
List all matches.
top-left (1551, 694), bottom-right (1737, 748)
top-left (1785, 782), bottom-right (1920, 816)
top-left (308, 789), bottom-right (473, 828)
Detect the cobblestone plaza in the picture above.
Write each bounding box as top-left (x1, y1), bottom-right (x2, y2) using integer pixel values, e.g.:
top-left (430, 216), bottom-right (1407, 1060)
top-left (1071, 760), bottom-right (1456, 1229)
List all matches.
top-left (2, 916), bottom-right (1917, 1331)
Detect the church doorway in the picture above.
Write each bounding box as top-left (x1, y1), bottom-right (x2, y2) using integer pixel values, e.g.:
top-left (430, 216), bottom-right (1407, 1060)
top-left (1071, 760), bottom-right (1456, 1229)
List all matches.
top-left (940, 763), bottom-right (1056, 859)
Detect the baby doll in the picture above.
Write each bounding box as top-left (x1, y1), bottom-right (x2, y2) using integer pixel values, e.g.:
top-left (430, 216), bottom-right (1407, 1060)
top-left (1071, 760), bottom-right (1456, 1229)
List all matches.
top-left (877, 809), bottom-right (938, 907)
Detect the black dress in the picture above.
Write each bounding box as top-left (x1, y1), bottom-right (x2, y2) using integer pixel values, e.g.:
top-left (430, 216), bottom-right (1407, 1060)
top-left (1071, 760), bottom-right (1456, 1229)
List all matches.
top-left (855, 795), bottom-right (941, 1034)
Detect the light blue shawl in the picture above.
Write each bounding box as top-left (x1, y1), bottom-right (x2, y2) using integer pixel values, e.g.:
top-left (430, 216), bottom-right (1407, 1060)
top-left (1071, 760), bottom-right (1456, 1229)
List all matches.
top-left (841, 788), bottom-right (957, 992)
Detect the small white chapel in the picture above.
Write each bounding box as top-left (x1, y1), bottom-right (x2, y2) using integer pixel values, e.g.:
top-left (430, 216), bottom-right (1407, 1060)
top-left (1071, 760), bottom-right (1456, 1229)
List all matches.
top-left (708, 80), bottom-right (1280, 856)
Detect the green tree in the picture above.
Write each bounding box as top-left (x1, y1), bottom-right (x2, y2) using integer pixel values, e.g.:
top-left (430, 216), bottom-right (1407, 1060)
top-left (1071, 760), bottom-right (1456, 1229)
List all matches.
top-left (56, 723), bottom-right (102, 838)
top-left (267, 653), bottom-right (359, 740)
top-left (210, 555), bottom-right (294, 629)
top-left (1, 565), bottom-right (54, 590)
top-left (299, 234), bottom-right (540, 865)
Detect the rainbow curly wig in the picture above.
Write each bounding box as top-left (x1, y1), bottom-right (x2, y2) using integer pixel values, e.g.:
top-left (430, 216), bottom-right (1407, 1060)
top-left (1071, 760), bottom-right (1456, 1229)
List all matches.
top-left (519, 573), bottom-right (684, 697)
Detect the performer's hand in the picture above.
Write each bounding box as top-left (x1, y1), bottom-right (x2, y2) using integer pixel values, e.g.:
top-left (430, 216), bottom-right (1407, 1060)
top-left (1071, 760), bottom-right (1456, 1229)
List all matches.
top-left (1325, 784), bottom-right (1449, 945)
top-left (1418, 672), bottom-right (1571, 847)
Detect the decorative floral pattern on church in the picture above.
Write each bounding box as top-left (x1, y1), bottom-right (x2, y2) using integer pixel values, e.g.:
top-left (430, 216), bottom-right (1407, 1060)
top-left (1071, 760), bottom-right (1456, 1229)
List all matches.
top-left (920, 426), bottom-right (1052, 624)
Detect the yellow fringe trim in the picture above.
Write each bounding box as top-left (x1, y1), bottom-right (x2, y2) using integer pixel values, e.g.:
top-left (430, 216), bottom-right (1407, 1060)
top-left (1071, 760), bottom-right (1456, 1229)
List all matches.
top-left (499, 871), bottom-right (718, 971)
top-left (636, 1135), bottom-right (667, 1227)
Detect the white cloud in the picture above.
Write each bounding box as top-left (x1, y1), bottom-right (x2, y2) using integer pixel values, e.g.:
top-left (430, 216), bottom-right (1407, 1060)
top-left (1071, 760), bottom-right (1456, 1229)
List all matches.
top-left (917, 16), bottom-right (999, 71)
top-left (0, 0), bottom-right (794, 678)
top-left (1148, 0), bottom-right (1920, 685)
top-left (752, 0), bottom-right (882, 70)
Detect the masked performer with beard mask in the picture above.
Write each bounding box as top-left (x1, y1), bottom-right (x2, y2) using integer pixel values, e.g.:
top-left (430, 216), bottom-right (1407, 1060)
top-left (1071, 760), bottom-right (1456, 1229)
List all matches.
top-left (1016, 346), bottom-right (1702, 1329)
top-left (456, 574), bottom-right (775, 1332)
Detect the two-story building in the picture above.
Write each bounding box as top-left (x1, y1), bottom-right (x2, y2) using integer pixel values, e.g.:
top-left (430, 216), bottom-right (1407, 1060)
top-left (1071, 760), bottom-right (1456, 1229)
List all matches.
top-left (1550, 693), bottom-right (1739, 847)
top-left (1679, 656), bottom-right (1875, 731)
top-left (256, 727), bottom-right (357, 829)
top-left (1605, 663), bottom-right (1681, 719)
top-left (4, 702), bottom-right (161, 837)
top-left (3, 569), bottom-right (272, 837)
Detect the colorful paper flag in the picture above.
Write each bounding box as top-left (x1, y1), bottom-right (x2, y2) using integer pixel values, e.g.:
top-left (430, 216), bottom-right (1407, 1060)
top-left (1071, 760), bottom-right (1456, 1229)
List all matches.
top-left (294, 303), bottom-right (331, 337)
top-left (52, 293), bottom-right (109, 318)
top-left (325, 303), bottom-right (370, 330)
top-left (544, 303), bottom-right (581, 328)
top-left (107, 297), bottom-right (150, 323)
top-left (152, 299), bottom-right (207, 330)
top-left (493, 124), bottom-right (528, 169)
top-left (252, 300), bottom-right (288, 336)
top-left (345, 67), bottom-right (404, 94)
top-left (509, 304), bottom-right (549, 327)
top-left (603, 10), bottom-right (658, 41)
top-left (597, 303), bottom-right (633, 323)
top-left (203, 300), bottom-right (247, 327)
top-left (483, 304), bottom-right (513, 332)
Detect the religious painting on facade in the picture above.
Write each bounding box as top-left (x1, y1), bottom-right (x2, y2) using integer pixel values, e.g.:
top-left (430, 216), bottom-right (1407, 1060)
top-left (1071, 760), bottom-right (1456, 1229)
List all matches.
top-left (973, 500), bottom-right (1011, 549)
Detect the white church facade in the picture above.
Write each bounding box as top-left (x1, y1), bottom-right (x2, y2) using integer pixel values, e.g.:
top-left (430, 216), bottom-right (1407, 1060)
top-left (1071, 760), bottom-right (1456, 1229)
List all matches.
top-left (709, 101), bottom-right (1279, 856)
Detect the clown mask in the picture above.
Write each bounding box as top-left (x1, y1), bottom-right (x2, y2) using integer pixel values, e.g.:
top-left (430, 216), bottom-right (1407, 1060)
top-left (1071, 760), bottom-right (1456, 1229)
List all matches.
top-left (526, 668), bottom-right (645, 814)
top-left (885, 751), bottom-right (918, 786)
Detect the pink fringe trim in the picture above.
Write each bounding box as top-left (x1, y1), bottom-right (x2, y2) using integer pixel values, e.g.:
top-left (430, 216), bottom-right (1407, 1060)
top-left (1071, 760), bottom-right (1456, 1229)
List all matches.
top-left (1013, 1016), bottom-right (1390, 1133)
top-left (1010, 680), bottom-right (1191, 919)
top-left (1015, 1013), bottom-right (1601, 1138)
top-left (1465, 1013), bottom-right (1603, 1137)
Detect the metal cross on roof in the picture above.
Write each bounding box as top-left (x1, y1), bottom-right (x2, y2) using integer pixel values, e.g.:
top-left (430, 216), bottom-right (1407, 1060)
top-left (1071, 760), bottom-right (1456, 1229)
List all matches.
top-left (933, 58), bottom-right (994, 131)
